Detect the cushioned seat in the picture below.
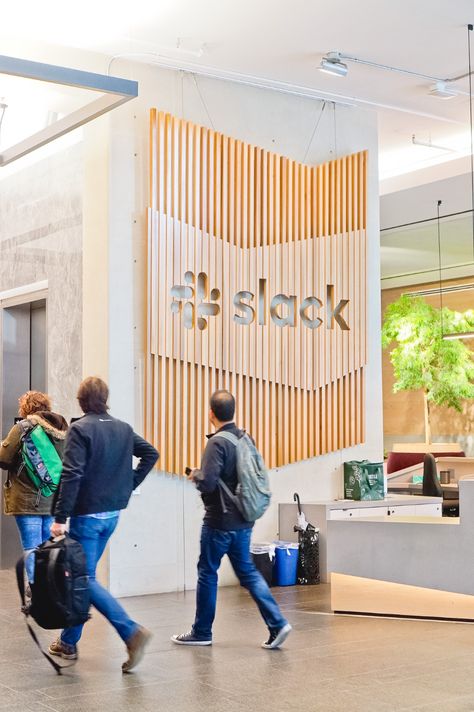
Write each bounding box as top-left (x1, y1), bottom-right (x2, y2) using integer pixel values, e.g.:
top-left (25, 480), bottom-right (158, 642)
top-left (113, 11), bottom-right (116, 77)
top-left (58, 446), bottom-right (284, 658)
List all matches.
top-left (386, 450), bottom-right (465, 475)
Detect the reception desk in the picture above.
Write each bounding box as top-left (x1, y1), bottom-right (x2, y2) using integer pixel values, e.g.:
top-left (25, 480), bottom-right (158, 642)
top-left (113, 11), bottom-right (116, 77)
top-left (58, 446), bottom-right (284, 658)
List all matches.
top-left (278, 494), bottom-right (442, 583)
top-left (328, 478), bottom-right (474, 620)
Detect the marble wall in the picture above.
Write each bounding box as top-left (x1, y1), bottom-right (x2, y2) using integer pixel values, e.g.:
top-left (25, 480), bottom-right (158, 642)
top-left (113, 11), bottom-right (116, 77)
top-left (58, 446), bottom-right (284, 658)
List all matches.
top-left (0, 142), bottom-right (83, 422)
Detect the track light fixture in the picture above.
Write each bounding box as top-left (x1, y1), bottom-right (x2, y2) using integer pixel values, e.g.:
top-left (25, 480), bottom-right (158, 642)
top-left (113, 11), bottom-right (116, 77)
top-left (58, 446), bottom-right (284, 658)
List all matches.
top-left (319, 52), bottom-right (348, 77)
top-left (319, 44), bottom-right (472, 100)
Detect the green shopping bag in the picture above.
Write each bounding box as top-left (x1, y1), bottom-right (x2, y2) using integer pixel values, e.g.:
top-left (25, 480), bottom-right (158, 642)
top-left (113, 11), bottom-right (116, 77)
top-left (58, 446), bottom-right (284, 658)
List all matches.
top-left (344, 460), bottom-right (384, 501)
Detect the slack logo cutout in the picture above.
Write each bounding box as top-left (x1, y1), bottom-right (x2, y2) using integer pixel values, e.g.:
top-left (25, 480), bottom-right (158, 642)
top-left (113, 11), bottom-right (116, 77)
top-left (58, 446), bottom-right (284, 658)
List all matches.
top-left (233, 280), bottom-right (349, 331)
top-left (171, 274), bottom-right (349, 331)
top-left (171, 271), bottom-right (221, 330)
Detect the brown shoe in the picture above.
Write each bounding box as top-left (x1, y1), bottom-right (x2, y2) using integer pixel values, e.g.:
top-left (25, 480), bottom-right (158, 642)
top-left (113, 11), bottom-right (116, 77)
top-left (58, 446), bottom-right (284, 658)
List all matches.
top-left (49, 638), bottom-right (78, 660)
top-left (122, 625), bottom-right (152, 673)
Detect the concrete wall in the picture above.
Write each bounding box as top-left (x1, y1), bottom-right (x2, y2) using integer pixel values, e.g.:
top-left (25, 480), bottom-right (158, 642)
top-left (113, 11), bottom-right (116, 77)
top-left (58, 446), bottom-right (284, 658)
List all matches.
top-left (88, 61), bottom-right (383, 596)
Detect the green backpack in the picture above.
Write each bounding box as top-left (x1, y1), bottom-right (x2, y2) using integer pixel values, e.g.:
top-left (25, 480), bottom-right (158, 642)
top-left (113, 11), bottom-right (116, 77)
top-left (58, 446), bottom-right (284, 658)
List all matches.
top-left (18, 422), bottom-right (63, 497)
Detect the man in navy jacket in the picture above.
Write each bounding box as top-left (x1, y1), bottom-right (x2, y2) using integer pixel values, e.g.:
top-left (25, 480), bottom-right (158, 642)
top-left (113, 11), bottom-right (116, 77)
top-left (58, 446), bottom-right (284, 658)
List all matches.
top-left (50, 377), bottom-right (159, 672)
top-left (172, 390), bottom-right (291, 649)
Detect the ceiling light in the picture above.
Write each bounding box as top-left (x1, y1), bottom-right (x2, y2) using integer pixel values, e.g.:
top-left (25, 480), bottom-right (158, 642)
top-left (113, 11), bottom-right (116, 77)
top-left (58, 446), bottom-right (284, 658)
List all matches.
top-left (0, 55), bottom-right (137, 166)
top-left (319, 52), bottom-right (348, 78)
top-left (428, 81), bottom-right (458, 99)
top-left (411, 134), bottom-right (454, 152)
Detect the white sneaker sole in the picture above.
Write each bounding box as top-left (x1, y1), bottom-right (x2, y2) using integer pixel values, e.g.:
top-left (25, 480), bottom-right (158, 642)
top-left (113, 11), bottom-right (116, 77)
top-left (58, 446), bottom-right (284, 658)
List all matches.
top-left (171, 635), bottom-right (212, 646)
top-left (262, 623), bottom-right (292, 649)
top-left (48, 647), bottom-right (78, 660)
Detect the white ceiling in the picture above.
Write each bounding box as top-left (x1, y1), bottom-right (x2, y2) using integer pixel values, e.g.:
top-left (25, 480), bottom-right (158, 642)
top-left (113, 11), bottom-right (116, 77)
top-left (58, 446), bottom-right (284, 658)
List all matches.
top-left (1, 0), bottom-right (474, 188)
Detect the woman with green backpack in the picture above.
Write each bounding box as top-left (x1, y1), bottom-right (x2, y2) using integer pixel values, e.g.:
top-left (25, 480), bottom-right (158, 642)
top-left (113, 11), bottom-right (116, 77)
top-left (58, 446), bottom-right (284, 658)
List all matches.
top-left (0, 391), bottom-right (68, 583)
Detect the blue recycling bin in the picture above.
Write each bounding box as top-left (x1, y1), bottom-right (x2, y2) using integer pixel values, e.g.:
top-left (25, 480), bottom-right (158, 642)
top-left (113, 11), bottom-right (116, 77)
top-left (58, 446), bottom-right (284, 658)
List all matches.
top-left (274, 542), bottom-right (299, 586)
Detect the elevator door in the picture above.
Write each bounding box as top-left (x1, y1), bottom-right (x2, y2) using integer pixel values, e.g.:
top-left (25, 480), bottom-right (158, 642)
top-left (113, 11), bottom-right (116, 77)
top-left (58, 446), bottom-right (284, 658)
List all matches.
top-left (1, 298), bottom-right (47, 569)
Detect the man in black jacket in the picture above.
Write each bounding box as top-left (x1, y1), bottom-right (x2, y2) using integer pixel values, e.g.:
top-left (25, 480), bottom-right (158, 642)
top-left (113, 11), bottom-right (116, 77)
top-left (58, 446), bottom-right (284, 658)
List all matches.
top-left (172, 390), bottom-right (291, 649)
top-left (49, 377), bottom-right (159, 672)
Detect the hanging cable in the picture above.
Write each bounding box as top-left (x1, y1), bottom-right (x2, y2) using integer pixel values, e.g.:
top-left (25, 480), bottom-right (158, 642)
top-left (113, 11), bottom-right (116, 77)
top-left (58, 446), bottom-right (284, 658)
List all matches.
top-left (0, 101), bottom-right (7, 146)
top-left (468, 24), bottom-right (474, 260)
top-left (437, 199), bottom-right (445, 336)
top-left (192, 74), bottom-right (215, 130)
top-left (302, 101), bottom-right (326, 163)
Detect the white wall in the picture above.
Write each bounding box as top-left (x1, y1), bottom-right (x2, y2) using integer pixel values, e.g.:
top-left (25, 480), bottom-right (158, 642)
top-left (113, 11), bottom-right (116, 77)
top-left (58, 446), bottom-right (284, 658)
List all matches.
top-left (381, 172), bottom-right (472, 230)
top-left (81, 61), bottom-right (382, 596)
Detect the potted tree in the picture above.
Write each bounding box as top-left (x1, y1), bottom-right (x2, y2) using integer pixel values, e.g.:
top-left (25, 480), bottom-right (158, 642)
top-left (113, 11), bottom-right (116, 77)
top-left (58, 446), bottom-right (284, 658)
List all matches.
top-left (382, 294), bottom-right (474, 449)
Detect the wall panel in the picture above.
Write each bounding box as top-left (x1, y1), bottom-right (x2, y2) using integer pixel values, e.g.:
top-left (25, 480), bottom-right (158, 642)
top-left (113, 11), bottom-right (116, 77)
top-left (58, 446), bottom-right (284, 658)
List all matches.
top-left (147, 110), bottom-right (367, 473)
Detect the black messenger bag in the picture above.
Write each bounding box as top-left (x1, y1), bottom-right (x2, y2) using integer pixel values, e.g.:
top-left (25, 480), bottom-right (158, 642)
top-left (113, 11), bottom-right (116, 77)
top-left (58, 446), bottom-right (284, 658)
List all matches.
top-left (16, 535), bottom-right (90, 673)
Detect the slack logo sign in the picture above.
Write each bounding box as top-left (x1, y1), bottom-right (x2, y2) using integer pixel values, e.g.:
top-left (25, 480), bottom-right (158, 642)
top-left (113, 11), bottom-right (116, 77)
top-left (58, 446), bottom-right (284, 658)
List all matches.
top-left (171, 274), bottom-right (349, 331)
top-left (171, 271), bottom-right (220, 330)
top-left (233, 279), bottom-right (349, 331)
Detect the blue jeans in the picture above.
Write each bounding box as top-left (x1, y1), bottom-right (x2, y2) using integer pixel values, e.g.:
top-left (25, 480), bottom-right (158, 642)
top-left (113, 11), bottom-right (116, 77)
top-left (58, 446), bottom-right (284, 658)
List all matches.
top-left (15, 515), bottom-right (53, 583)
top-left (192, 526), bottom-right (288, 640)
top-left (61, 515), bottom-right (138, 646)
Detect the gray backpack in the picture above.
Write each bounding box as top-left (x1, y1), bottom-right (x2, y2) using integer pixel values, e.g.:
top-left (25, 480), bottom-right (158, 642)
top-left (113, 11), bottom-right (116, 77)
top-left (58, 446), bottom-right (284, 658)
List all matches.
top-left (213, 431), bottom-right (271, 522)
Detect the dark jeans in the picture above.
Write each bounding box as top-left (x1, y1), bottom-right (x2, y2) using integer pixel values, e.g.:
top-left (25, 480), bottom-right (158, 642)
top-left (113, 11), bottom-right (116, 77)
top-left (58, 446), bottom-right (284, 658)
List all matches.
top-left (192, 525), bottom-right (288, 640)
top-left (15, 515), bottom-right (53, 583)
top-left (61, 515), bottom-right (138, 646)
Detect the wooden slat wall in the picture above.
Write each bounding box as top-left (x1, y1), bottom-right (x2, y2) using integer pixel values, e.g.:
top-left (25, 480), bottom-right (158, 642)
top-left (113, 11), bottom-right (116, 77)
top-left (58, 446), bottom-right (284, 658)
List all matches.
top-left (146, 110), bottom-right (367, 474)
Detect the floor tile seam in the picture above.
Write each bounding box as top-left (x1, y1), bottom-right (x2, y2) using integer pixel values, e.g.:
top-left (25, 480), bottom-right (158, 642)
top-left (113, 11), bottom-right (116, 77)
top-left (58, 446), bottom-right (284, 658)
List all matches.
top-left (392, 693), bottom-right (474, 712)
top-left (356, 681), bottom-right (474, 710)
top-left (369, 668), bottom-right (474, 688)
top-left (37, 677), bottom-right (172, 700)
top-left (284, 634), bottom-right (453, 653)
top-left (262, 646), bottom-right (444, 685)
top-left (406, 693), bottom-right (474, 712)
top-left (197, 679), bottom-right (291, 700)
top-left (343, 650), bottom-right (474, 684)
top-left (199, 670), bottom-right (340, 693)
top-left (31, 702), bottom-right (60, 712)
top-left (0, 680), bottom-right (50, 699)
top-left (272, 646), bottom-right (458, 672)
top-left (37, 675), bottom-right (228, 702)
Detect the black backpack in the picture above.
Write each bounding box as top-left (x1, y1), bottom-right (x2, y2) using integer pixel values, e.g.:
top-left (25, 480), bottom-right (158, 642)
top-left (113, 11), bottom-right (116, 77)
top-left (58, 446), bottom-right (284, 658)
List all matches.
top-left (16, 535), bottom-right (90, 673)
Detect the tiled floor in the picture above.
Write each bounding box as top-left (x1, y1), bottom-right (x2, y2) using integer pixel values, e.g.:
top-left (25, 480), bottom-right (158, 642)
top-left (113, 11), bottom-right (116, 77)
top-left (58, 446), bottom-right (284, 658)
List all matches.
top-left (1, 571), bottom-right (474, 711)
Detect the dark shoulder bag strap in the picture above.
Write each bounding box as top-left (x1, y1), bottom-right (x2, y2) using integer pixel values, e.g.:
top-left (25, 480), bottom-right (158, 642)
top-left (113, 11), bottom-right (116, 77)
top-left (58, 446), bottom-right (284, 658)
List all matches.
top-left (212, 432), bottom-right (245, 516)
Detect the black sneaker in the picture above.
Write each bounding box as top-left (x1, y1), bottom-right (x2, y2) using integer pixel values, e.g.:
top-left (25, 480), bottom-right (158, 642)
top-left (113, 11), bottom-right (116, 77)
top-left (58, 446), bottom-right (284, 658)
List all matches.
top-left (262, 623), bottom-right (292, 649)
top-left (49, 638), bottom-right (78, 660)
top-left (171, 631), bottom-right (212, 646)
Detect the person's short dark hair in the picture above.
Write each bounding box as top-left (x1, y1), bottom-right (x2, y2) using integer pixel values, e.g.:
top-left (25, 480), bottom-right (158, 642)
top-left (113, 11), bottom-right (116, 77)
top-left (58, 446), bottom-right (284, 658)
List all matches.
top-left (77, 377), bottom-right (109, 414)
top-left (210, 390), bottom-right (235, 422)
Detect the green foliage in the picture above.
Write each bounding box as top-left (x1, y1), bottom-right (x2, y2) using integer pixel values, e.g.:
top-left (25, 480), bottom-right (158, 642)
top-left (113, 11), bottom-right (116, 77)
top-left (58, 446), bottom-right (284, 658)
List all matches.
top-left (381, 294), bottom-right (474, 412)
